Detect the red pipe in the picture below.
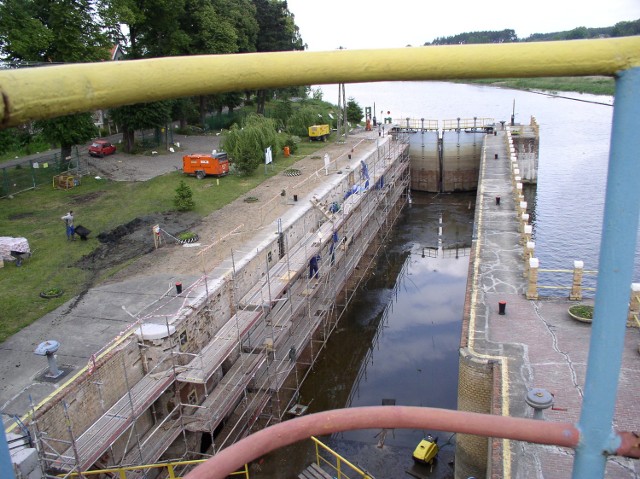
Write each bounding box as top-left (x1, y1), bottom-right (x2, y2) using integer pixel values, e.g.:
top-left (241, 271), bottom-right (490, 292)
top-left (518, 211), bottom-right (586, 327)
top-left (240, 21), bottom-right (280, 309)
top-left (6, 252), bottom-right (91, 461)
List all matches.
top-left (184, 406), bottom-right (582, 479)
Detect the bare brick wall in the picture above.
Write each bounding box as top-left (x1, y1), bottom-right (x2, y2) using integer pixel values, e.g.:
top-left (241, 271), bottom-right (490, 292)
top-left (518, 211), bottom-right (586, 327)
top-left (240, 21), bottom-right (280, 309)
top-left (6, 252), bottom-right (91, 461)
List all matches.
top-left (35, 339), bottom-right (145, 454)
top-left (456, 349), bottom-right (494, 479)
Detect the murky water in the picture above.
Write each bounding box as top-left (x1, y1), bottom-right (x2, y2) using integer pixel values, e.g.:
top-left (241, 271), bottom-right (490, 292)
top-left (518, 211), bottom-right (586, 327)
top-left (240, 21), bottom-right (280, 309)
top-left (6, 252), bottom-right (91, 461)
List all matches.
top-left (254, 192), bottom-right (474, 479)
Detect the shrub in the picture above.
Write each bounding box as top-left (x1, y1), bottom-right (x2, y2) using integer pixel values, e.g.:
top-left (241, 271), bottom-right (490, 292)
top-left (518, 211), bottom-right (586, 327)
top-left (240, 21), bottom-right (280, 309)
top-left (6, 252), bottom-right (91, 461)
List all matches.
top-left (174, 180), bottom-right (195, 211)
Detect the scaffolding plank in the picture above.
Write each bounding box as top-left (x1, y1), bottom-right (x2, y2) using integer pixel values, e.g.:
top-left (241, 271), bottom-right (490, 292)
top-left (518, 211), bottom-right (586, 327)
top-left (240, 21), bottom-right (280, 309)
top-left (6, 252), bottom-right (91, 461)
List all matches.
top-left (184, 353), bottom-right (265, 432)
top-left (177, 310), bottom-right (262, 384)
top-left (57, 370), bottom-right (175, 471)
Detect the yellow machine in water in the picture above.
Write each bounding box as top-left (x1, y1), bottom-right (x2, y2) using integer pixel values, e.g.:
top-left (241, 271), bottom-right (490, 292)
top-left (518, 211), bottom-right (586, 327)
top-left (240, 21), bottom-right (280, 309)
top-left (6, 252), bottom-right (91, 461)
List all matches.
top-left (412, 434), bottom-right (439, 465)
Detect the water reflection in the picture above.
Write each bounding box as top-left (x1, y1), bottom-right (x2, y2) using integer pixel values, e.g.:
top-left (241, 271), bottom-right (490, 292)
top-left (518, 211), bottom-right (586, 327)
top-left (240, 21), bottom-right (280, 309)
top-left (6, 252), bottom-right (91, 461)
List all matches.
top-left (252, 192), bottom-right (473, 479)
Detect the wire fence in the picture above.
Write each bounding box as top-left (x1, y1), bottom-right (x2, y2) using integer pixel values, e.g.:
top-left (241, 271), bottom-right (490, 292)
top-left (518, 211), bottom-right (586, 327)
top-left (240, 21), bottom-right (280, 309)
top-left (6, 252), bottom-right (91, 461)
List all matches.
top-left (0, 147), bottom-right (88, 198)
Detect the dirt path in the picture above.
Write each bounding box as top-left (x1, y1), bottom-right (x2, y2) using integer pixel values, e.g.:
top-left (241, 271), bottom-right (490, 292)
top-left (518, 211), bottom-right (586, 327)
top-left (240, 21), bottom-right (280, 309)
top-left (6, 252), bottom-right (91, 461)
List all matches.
top-left (103, 132), bottom-right (372, 283)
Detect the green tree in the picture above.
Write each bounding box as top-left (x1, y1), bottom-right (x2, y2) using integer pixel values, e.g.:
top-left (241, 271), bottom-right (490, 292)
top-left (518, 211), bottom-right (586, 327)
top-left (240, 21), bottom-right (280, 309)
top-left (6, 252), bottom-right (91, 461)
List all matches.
top-left (0, 0), bottom-right (114, 158)
top-left (346, 98), bottom-right (363, 125)
top-left (174, 180), bottom-right (195, 211)
top-left (35, 114), bottom-right (97, 162)
top-left (253, 0), bottom-right (305, 114)
top-left (222, 114), bottom-right (279, 175)
top-left (109, 101), bottom-right (173, 152)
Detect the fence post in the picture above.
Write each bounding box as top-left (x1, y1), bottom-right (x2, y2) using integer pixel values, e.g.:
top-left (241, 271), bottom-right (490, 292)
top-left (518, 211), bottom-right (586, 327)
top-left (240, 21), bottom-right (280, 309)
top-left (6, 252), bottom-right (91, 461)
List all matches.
top-left (570, 261), bottom-right (584, 301)
top-left (627, 283), bottom-right (640, 327)
top-left (527, 258), bottom-right (539, 300)
top-left (522, 224), bottom-right (532, 246)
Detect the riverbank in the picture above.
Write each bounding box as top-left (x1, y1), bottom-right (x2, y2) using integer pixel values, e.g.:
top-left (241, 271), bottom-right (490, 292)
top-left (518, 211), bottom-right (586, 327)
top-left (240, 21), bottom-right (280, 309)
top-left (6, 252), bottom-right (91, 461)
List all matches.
top-left (463, 76), bottom-right (615, 96)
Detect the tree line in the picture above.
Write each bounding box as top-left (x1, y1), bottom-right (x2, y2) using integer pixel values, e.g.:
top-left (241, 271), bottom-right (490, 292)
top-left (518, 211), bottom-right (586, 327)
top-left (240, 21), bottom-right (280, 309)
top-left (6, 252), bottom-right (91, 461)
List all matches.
top-left (426, 19), bottom-right (640, 45)
top-left (0, 0), bottom-right (305, 157)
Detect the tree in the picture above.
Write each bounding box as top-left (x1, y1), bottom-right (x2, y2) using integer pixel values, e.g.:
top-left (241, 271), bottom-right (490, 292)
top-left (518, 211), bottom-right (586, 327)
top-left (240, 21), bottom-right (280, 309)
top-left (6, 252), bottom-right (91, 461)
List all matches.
top-left (222, 114), bottom-right (279, 175)
top-left (174, 180), bottom-right (195, 211)
top-left (35, 114), bottom-right (97, 162)
top-left (346, 98), bottom-right (363, 125)
top-left (109, 101), bottom-right (173, 152)
top-left (252, 0), bottom-right (305, 114)
top-left (0, 0), bottom-right (115, 158)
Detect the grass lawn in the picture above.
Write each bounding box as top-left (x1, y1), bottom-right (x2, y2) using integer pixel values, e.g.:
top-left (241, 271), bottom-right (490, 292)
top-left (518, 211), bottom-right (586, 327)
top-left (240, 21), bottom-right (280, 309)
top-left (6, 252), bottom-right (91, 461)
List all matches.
top-left (0, 138), bottom-right (329, 342)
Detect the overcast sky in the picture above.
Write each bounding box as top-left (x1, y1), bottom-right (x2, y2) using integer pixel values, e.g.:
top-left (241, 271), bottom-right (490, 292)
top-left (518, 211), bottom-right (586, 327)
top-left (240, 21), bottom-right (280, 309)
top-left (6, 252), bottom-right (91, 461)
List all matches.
top-left (286, 0), bottom-right (640, 51)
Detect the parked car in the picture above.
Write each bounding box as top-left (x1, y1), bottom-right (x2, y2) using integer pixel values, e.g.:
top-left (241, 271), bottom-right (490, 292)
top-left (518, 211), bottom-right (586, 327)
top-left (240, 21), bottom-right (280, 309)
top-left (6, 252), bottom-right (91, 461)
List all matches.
top-left (88, 139), bottom-right (116, 157)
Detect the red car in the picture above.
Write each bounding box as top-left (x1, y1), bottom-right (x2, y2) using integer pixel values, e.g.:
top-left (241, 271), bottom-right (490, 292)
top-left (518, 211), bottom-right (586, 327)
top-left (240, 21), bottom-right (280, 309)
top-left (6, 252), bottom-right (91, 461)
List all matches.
top-left (88, 139), bottom-right (116, 157)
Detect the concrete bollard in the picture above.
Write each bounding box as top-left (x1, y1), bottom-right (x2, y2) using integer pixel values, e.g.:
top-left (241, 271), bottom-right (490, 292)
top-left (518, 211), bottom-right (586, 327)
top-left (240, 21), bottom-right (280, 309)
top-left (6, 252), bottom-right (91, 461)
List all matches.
top-left (628, 283), bottom-right (640, 327)
top-left (524, 241), bottom-right (535, 276)
top-left (570, 261), bottom-right (584, 301)
top-left (527, 258), bottom-right (539, 300)
top-left (522, 224), bottom-right (532, 246)
top-left (518, 200), bottom-right (527, 216)
top-left (520, 213), bottom-right (529, 233)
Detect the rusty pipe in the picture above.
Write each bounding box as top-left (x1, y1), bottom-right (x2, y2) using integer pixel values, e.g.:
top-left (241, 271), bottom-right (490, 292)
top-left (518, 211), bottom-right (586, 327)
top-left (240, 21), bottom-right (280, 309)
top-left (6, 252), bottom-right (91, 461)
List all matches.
top-left (184, 406), bottom-right (581, 479)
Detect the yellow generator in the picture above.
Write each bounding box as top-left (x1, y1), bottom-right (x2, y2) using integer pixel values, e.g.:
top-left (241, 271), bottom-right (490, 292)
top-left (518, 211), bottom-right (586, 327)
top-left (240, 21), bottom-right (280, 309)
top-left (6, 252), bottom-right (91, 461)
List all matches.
top-left (308, 124), bottom-right (330, 141)
top-left (412, 434), bottom-right (439, 464)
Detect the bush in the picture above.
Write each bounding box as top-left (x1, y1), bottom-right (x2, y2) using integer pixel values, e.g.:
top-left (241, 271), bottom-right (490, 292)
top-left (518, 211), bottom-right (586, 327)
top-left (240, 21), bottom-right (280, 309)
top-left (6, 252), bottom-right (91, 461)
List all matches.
top-left (222, 114), bottom-right (280, 175)
top-left (174, 180), bottom-right (195, 211)
top-left (282, 135), bottom-right (300, 155)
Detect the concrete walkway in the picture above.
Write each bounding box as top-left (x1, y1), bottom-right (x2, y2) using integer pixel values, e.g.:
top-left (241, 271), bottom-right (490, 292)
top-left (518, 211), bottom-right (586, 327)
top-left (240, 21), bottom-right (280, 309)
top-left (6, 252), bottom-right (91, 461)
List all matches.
top-left (470, 130), bottom-right (640, 478)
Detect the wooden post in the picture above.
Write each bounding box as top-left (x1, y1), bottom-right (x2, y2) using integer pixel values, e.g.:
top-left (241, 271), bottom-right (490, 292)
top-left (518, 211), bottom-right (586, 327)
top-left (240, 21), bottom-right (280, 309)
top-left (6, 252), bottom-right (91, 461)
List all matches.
top-left (570, 260), bottom-right (584, 301)
top-left (527, 257), bottom-right (539, 300)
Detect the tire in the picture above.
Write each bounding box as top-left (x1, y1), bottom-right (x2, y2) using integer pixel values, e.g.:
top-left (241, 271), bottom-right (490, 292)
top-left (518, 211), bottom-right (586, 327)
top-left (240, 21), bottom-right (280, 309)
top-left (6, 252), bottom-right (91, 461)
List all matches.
top-left (196, 170), bottom-right (205, 180)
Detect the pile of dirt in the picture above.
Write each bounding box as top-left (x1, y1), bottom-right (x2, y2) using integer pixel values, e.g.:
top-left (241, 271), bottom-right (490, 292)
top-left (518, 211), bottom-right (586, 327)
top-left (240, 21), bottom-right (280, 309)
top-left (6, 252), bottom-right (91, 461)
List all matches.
top-left (76, 212), bottom-right (199, 272)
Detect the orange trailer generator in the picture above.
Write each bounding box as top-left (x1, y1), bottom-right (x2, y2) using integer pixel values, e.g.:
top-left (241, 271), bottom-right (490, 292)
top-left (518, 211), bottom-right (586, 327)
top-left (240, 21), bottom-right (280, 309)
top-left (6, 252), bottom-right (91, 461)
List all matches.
top-left (183, 152), bottom-right (230, 179)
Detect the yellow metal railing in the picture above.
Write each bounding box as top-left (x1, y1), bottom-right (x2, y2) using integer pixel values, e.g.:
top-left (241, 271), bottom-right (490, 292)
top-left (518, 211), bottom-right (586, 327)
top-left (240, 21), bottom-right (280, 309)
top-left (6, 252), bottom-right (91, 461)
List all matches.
top-left (1, 37), bottom-right (639, 129)
top-left (537, 268), bottom-right (598, 292)
top-left (310, 436), bottom-right (373, 479)
top-left (59, 459), bottom-right (249, 479)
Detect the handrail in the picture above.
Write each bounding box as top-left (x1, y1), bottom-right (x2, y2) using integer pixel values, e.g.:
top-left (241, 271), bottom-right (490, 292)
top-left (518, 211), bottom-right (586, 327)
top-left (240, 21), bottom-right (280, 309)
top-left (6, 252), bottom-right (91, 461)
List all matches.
top-left (310, 436), bottom-right (372, 479)
top-left (182, 405), bottom-right (640, 479)
top-left (1, 37), bottom-right (639, 128)
top-left (59, 459), bottom-right (249, 478)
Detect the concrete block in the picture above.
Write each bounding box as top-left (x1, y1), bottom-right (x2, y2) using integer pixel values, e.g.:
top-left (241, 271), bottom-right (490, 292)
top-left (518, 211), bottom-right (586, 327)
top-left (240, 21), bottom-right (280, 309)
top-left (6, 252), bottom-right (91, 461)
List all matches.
top-left (11, 447), bottom-right (39, 477)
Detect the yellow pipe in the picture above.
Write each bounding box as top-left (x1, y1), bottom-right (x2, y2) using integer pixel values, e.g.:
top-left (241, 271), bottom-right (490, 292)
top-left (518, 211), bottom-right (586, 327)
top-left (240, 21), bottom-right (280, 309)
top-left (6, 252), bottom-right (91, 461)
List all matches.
top-left (1, 37), bottom-right (639, 128)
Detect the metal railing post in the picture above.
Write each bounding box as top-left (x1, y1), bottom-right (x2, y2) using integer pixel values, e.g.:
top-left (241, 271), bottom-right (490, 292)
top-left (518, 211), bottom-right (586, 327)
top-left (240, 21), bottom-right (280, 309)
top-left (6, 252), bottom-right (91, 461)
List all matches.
top-left (572, 66), bottom-right (640, 478)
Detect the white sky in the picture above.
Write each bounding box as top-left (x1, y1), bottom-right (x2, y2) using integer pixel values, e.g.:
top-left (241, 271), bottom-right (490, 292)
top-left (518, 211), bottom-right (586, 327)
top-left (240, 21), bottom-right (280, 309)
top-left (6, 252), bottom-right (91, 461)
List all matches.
top-left (286, 0), bottom-right (640, 51)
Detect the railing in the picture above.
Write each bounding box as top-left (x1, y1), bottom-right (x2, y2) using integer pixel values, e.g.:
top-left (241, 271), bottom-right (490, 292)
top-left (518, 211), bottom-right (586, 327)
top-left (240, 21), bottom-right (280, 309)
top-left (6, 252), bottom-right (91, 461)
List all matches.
top-left (310, 436), bottom-right (373, 479)
top-left (59, 459), bottom-right (249, 479)
top-left (393, 118), bottom-right (438, 130)
top-left (441, 117), bottom-right (495, 130)
top-left (1, 37), bottom-right (640, 479)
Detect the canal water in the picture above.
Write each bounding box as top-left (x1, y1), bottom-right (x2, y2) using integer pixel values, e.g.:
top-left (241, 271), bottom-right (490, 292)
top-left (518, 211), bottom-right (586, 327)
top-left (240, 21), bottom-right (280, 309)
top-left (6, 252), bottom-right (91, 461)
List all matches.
top-left (254, 192), bottom-right (474, 479)
top-left (254, 82), bottom-right (640, 477)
